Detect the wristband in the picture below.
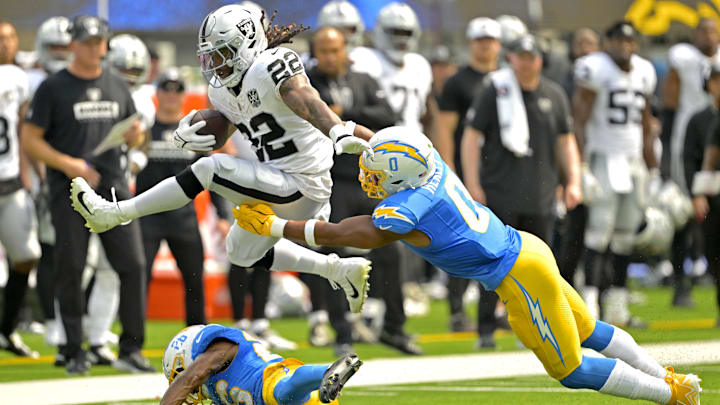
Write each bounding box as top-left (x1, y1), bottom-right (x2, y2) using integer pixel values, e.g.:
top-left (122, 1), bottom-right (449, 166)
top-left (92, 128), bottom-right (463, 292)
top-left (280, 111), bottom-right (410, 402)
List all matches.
top-left (269, 217), bottom-right (287, 238)
top-left (304, 219), bottom-right (319, 247)
top-left (329, 121), bottom-right (356, 143)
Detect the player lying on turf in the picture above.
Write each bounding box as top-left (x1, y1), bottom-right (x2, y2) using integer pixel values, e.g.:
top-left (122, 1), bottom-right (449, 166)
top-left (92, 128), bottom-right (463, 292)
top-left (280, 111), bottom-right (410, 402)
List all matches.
top-left (161, 324), bottom-right (361, 405)
top-left (234, 127), bottom-right (702, 405)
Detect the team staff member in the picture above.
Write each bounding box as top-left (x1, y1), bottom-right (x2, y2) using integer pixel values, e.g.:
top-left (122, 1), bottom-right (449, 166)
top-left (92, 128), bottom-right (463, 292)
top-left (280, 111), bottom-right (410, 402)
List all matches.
top-left (307, 27), bottom-right (420, 355)
top-left (662, 18), bottom-right (720, 306)
top-left (0, 21), bottom-right (42, 359)
top-left (436, 17), bottom-right (502, 337)
top-left (137, 69), bottom-right (206, 326)
top-left (687, 65), bottom-right (720, 323)
top-left (462, 34), bottom-right (582, 340)
top-left (22, 16), bottom-right (152, 375)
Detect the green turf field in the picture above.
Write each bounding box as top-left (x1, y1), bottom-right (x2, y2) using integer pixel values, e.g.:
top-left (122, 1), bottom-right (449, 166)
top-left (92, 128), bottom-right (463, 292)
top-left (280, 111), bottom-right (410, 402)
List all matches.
top-left (0, 286), bottom-right (718, 382)
top-left (1, 286), bottom-right (718, 404)
top-left (83, 365), bottom-right (719, 405)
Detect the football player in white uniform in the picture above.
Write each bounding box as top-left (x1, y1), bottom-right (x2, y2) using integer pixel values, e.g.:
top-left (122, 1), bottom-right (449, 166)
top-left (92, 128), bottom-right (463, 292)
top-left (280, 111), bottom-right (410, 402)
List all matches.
top-left (70, 4), bottom-right (375, 313)
top-left (0, 22), bottom-right (42, 358)
top-left (350, 2), bottom-right (436, 133)
top-left (573, 22), bottom-right (657, 327)
top-left (662, 18), bottom-right (720, 307)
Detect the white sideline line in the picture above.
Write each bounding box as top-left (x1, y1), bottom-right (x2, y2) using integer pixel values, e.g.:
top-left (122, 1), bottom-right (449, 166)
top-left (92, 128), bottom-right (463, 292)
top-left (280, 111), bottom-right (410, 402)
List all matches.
top-left (1, 340), bottom-right (718, 405)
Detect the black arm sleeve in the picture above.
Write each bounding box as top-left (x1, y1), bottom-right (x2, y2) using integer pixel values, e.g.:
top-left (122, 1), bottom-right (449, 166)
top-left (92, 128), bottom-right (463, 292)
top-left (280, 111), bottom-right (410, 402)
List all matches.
top-left (469, 82), bottom-right (497, 134)
top-left (341, 73), bottom-right (397, 130)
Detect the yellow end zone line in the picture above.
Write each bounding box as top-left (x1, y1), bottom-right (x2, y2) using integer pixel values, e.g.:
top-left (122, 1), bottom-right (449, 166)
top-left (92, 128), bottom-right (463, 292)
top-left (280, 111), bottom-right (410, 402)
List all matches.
top-left (0, 318), bottom-right (715, 366)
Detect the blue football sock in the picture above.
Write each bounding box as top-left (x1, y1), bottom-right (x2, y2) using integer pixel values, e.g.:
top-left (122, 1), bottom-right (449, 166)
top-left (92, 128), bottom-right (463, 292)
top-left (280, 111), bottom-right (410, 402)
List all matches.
top-left (273, 364), bottom-right (328, 405)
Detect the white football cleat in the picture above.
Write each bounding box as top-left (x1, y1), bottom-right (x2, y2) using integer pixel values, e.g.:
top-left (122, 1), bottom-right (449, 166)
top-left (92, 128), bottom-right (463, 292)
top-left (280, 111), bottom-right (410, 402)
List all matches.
top-left (70, 177), bottom-right (130, 233)
top-left (328, 254), bottom-right (371, 314)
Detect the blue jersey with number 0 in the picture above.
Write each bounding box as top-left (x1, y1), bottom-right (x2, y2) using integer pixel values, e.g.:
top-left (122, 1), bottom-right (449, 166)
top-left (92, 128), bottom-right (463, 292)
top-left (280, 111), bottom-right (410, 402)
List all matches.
top-left (372, 151), bottom-right (521, 290)
top-left (189, 324), bottom-right (283, 405)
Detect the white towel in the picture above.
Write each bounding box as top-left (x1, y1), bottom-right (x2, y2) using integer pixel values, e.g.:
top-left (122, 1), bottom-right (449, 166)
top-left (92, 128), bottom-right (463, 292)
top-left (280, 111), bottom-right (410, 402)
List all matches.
top-left (490, 68), bottom-right (532, 157)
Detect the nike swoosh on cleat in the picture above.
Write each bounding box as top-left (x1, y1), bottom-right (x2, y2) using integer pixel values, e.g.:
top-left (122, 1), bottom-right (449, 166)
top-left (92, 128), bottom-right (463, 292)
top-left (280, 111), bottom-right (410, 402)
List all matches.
top-left (77, 192), bottom-right (94, 215)
top-left (347, 277), bottom-right (359, 299)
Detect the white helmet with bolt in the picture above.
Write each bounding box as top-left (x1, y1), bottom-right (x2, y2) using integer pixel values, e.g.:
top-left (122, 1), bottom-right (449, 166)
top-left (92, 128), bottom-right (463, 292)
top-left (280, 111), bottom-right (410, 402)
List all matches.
top-left (162, 325), bottom-right (208, 404)
top-left (359, 126), bottom-right (435, 199)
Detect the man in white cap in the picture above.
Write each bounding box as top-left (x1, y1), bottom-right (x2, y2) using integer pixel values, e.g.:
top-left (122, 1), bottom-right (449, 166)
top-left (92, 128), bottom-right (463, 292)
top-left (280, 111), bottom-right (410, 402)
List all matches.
top-left (436, 17), bottom-right (503, 339)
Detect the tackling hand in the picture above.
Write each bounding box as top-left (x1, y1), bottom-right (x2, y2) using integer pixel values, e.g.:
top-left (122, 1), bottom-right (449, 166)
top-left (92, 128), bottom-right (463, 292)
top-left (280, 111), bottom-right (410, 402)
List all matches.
top-left (173, 110), bottom-right (215, 152)
top-left (233, 204), bottom-right (279, 237)
top-left (329, 121), bottom-right (373, 156)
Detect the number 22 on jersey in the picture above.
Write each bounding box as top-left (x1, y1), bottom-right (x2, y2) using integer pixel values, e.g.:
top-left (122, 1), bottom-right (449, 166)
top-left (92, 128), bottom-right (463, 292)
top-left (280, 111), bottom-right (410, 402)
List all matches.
top-left (444, 175), bottom-right (490, 233)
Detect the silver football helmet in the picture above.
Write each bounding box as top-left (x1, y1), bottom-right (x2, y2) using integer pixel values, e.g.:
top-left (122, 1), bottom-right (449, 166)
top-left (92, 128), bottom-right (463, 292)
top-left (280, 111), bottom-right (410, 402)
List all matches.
top-left (198, 4), bottom-right (268, 88)
top-left (497, 15), bottom-right (528, 46)
top-left (36, 16), bottom-right (72, 74)
top-left (318, 0), bottom-right (365, 47)
top-left (634, 206), bottom-right (674, 257)
top-left (107, 34), bottom-right (150, 87)
top-left (374, 2), bottom-right (421, 65)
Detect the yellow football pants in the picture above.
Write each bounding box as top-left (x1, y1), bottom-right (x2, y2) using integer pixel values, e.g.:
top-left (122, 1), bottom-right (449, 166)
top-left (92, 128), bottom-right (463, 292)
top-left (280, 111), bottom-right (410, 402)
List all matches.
top-left (495, 231), bottom-right (596, 380)
top-left (262, 358), bottom-right (339, 405)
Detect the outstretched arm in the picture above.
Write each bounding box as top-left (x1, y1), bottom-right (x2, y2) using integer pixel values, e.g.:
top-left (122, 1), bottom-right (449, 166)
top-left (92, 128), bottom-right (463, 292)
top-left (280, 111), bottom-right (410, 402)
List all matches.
top-left (279, 74), bottom-right (374, 141)
top-left (160, 341), bottom-right (237, 405)
top-left (233, 204), bottom-right (430, 249)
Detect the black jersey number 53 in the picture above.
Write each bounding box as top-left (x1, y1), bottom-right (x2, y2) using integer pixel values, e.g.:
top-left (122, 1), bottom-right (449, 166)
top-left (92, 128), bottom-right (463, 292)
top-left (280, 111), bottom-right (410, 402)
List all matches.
top-left (268, 51), bottom-right (303, 85)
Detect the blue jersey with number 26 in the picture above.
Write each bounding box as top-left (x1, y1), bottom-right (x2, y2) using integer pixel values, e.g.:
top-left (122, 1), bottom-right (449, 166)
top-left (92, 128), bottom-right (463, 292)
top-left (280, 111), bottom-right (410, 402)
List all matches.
top-left (189, 324), bottom-right (283, 405)
top-left (372, 151), bottom-right (521, 290)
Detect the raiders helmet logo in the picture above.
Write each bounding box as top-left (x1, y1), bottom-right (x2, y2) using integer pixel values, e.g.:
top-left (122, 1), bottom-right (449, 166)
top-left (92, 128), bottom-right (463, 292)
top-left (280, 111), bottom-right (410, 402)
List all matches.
top-left (237, 19), bottom-right (256, 39)
top-left (247, 88), bottom-right (261, 107)
top-left (86, 88), bottom-right (102, 101)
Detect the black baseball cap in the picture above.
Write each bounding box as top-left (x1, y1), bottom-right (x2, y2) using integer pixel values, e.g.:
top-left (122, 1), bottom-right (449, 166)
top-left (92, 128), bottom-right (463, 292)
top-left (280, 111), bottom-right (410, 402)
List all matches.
top-left (510, 34), bottom-right (542, 57)
top-left (157, 67), bottom-right (186, 92)
top-left (606, 21), bottom-right (636, 40)
top-left (70, 15), bottom-right (110, 41)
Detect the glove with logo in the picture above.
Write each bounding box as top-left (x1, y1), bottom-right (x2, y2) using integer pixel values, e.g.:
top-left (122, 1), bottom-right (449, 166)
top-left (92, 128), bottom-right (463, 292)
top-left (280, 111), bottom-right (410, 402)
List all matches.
top-left (173, 109), bottom-right (215, 152)
top-left (329, 121), bottom-right (373, 156)
top-left (233, 204), bottom-right (286, 238)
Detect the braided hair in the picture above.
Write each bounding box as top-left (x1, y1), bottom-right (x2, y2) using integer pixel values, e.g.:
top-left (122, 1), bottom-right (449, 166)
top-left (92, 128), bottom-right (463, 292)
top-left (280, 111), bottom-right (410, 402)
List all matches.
top-left (262, 10), bottom-right (310, 48)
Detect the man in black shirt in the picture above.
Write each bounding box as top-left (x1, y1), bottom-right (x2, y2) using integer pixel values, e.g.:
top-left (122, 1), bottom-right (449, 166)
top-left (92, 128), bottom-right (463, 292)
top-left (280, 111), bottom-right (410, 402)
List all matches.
top-left (136, 69), bottom-right (206, 326)
top-left (436, 17), bottom-right (502, 336)
top-left (308, 27), bottom-right (421, 355)
top-left (462, 36), bottom-right (581, 344)
top-left (684, 66), bottom-right (720, 314)
top-left (22, 16), bottom-right (152, 375)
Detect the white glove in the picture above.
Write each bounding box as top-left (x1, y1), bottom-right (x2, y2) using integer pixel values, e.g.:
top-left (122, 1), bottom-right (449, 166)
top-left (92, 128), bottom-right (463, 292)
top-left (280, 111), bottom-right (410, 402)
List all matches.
top-left (581, 163), bottom-right (603, 205)
top-left (173, 110), bottom-right (215, 152)
top-left (692, 170), bottom-right (720, 196)
top-left (329, 121), bottom-right (373, 156)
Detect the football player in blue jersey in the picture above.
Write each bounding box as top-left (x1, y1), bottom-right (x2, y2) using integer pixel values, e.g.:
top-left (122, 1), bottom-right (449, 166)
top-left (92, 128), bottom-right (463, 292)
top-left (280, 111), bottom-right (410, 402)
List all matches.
top-left (160, 324), bottom-right (361, 405)
top-left (233, 127), bottom-right (702, 405)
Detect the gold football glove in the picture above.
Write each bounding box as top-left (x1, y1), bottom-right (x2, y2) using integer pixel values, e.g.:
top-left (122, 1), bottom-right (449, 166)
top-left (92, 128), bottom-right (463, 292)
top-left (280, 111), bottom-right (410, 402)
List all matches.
top-left (233, 204), bottom-right (279, 237)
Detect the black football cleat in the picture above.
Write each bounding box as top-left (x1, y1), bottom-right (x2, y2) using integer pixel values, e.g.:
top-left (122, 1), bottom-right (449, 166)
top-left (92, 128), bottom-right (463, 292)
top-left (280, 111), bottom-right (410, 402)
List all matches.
top-left (319, 353), bottom-right (362, 403)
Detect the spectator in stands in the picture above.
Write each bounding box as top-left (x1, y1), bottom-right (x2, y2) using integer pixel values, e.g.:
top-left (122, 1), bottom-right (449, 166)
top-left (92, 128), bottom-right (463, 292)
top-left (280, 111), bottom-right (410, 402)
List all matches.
top-left (22, 16), bottom-right (152, 375)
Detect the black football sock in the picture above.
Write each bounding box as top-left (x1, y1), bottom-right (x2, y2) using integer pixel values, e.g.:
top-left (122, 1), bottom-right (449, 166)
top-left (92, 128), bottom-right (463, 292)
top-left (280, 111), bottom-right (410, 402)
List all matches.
top-left (1, 270), bottom-right (30, 336)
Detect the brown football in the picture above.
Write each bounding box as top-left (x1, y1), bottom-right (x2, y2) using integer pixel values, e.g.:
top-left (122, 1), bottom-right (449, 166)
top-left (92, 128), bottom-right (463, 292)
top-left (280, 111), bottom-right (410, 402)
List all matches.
top-left (190, 109), bottom-right (232, 150)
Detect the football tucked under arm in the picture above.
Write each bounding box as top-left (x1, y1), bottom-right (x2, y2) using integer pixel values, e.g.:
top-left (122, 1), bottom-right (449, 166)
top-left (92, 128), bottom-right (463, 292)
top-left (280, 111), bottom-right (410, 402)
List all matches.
top-left (189, 109), bottom-right (235, 150)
